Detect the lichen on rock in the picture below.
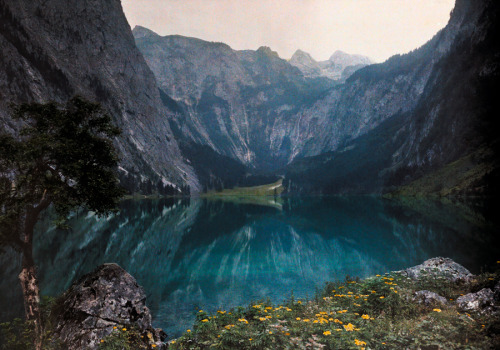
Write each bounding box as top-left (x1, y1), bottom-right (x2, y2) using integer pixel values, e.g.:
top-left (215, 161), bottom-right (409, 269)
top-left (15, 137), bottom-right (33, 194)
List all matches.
top-left (51, 263), bottom-right (165, 349)
top-left (399, 257), bottom-right (474, 283)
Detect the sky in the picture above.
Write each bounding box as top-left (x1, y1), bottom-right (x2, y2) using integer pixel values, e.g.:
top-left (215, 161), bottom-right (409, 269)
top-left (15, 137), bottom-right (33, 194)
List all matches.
top-left (121, 0), bottom-right (456, 63)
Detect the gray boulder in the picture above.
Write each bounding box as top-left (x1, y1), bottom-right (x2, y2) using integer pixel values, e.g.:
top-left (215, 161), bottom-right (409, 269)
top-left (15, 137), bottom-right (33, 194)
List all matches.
top-left (399, 257), bottom-right (474, 282)
top-left (413, 290), bottom-right (448, 306)
top-left (52, 263), bottom-right (166, 349)
top-left (457, 288), bottom-right (497, 315)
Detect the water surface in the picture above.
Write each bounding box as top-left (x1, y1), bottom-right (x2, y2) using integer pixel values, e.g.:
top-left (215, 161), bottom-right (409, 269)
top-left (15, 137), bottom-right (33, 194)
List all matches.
top-left (0, 196), bottom-right (496, 338)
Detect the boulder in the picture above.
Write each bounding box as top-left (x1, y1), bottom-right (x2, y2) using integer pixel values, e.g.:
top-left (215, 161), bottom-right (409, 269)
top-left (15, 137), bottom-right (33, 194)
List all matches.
top-left (52, 263), bottom-right (166, 349)
top-left (456, 288), bottom-right (497, 315)
top-left (494, 281), bottom-right (500, 302)
top-left (413, 290), bottom-right (448, 306)
top-left (399, 257), bottom-right (474, 282)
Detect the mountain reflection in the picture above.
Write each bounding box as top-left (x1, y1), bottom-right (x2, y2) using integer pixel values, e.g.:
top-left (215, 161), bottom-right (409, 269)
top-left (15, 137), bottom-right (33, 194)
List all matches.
top-left (0, 196), bottom-right (496, 338)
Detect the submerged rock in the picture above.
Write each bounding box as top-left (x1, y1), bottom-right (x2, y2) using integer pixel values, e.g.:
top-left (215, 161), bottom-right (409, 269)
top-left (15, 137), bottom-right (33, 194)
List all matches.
top-left (399, 257), bottom-right (474, 283)
top-left (457, 288), bottom-right (498, 315)
top-left (52, 263), bottom-right (166, 349)
top-left (413, 290), bottom-right (448, 306)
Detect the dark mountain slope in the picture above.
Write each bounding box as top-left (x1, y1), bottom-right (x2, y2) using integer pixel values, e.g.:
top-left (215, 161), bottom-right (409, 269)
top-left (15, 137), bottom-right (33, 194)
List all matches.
top-left (285, 0), bottom-right (500, 196)
top-left (0, 0), bottom-right (199, 193)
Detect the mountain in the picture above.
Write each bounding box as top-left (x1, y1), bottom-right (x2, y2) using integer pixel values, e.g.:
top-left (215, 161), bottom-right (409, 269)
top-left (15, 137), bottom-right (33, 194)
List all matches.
top-left (135, 0), bottom-right (478, 193)
top-left (0, 0), bottom-right (200, 193)
top-left (285, 0), bottom-right (500, 196)
top-left (290, 49), bottom-right (373, 81)
top-left (133, 28), bottom-right (335, 174)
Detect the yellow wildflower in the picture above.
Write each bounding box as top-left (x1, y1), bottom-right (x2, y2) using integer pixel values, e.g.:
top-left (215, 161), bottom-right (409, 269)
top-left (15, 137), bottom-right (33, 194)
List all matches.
top-left (433, 309), bottom-right (442, 313)
top-left (354, 339), bottom-right (367, 346)
top-left (152, 345), bottom-right (157, 348)
top-left (303, 319), bottom-right (310, 322)
top-left (122, 328), bottom-right (127, 331)
top-left (199, 310), bottom-right (204, 313)
top-left (323, 331), bottom-right (332, 336)
top-left (238, 318), bottom-right (249, 324)
top-left (285, 332), bottom-right (290, 336)
top-left (100, 340), bottom-right (104, 343)
top-left (187, 329), bottom-right (191, 332)
top-left (379, 296), bottom-right (385, 299)
top-left (296, 317), bottom-right (301, 320)
top-left (113, 326), bottom-right (117, 329)
top-left (343, 323), bottom-right (355, 331)
top-left (361, 314), bottom-right (370, 319)
top-left (201, 319), bottom-right (208, 322)
top-left (249, 338), bottom-right (252, 341)
top-left (269, 331), bottom-right (273, 334)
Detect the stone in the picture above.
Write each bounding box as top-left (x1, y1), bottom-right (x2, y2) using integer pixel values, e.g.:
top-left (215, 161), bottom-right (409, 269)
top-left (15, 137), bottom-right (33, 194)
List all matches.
top-left (399, 257), bottom-right (474, 283)
top-left (456, 288), bottom-right (497, 315)
top-left (494, 281), bottom-right (500, 302)
top-left (413, 290), bottom-right (448, 306)
top-left (52, 263), bottom-right (166, 349)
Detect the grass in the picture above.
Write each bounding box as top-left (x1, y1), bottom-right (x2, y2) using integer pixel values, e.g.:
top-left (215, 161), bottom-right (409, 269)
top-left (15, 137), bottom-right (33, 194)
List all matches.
top-left (203, 179), bottom-right (284, 197)
top-left (168, 267), bottom-right (500, 350)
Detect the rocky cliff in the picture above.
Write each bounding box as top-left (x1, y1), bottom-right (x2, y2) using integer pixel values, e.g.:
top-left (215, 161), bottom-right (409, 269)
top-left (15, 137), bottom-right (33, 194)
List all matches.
top-left (285, 0), bottom-right (499, 195)
top-left (134, 27), bottom-right (334, 172)
top-left (0, 0), bottom-right (200, 193)
top-left (135, 0), bottom-right (487, 193)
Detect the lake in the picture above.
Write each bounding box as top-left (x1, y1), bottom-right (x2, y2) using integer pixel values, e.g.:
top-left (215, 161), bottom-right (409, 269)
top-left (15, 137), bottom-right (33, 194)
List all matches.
top-left (0, 196), bottom-right (497, 338)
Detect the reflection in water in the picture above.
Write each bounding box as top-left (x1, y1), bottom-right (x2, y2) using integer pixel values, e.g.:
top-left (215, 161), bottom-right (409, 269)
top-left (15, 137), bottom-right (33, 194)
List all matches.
top-left (0, 196), bottom-right (497, 338)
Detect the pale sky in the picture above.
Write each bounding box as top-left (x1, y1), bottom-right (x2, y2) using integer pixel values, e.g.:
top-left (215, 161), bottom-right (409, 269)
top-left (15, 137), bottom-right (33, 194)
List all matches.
top-left (121, 0), bottom-right (456, 63)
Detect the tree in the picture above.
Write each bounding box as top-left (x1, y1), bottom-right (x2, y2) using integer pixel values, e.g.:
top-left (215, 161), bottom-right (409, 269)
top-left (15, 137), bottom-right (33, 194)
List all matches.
top-left (0, 96), bottom-right (125, 350)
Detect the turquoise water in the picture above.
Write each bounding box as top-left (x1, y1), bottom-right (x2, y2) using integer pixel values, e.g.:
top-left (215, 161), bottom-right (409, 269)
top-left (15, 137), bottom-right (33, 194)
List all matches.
top-left (1, 196), bottom-right (497, 338)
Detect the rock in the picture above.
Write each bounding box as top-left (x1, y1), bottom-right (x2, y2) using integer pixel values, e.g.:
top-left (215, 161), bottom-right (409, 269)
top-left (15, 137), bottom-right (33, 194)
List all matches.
top-left (52, 263), bottom-right (166, 349)
top-left (399, 257), bottom-right (474, 283)
top-left (413, 290), bottom-right (448, 306)
top-left (494, 281), bottom-right (500, 302)
top-left (0, 0), bottom-right (199, 192)
top-left (457, 288), bottom-right (497, 315)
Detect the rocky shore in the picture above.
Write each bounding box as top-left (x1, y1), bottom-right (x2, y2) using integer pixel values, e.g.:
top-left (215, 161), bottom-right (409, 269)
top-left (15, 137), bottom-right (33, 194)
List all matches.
top-left (45, 257), bottom-right (499, 349)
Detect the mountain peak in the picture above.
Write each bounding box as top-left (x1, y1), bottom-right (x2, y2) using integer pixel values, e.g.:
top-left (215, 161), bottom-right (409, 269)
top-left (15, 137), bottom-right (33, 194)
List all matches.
top-left (329, 50), bottom-right (372, 66)
top-left (132, 25), bottom-right (159, 39)
top-left (257, 46), bottom-right (280, 58)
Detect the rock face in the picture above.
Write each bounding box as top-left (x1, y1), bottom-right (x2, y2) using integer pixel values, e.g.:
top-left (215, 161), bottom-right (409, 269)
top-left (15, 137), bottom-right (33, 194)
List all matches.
top-left (0, 0), bottom-right (199, 193)
top-left (285, 0), bottom-right (499, 194)
top-left (413, 290), bottom-right (448, 306)
top-left (457, 288), bottom-right (497, 315)
top-left (52, 263), bottom-right (165, 349)
top-left (134, 27), bottom-right (334, 171)
top-left (400, 257), bottom-right (474, 283)
top-left (290, 49), bottom-right (372, 81)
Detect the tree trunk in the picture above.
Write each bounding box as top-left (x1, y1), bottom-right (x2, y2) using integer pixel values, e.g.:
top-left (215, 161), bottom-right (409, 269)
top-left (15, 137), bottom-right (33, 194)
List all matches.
top-left (19, 246), bottom-right (43, 350)
top-left (18, 201), bottom-right (49, 350)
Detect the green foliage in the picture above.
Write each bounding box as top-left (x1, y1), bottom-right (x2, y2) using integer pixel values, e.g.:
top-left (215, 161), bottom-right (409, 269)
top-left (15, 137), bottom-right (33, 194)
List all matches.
top-left (0, 297), bottom-right (61, 350)
top-left (169, 269), bottom-right (500, 350)
top-left (0, 96), bottom-right (125, 247)
top-left (98, 327), bottom-right (151, 350)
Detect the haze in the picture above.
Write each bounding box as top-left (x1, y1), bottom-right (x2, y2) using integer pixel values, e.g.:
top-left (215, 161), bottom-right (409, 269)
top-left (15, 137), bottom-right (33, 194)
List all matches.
top-left (122, 0), bottom-right (455, 63)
